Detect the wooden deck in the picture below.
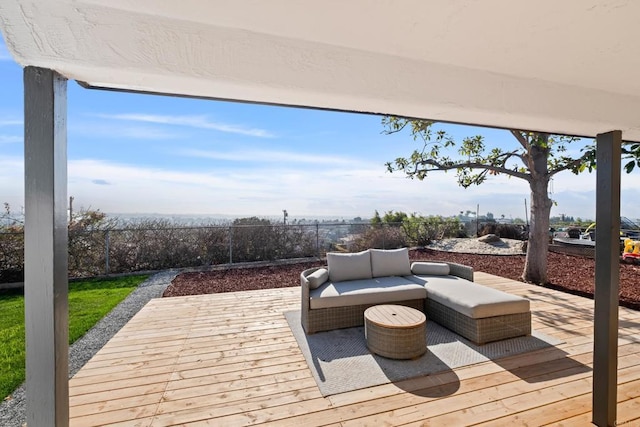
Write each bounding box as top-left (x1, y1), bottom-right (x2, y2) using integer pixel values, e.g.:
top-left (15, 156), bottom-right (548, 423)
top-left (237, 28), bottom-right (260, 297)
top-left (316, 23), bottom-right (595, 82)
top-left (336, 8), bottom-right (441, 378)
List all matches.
top-left (68, 272), bottom-right (640, 426)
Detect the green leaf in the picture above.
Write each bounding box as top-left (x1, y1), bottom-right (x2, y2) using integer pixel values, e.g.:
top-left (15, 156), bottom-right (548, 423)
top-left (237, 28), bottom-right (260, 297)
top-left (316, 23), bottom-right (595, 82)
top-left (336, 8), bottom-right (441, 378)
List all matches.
top-left (624, 160), bottom-right (636, 173)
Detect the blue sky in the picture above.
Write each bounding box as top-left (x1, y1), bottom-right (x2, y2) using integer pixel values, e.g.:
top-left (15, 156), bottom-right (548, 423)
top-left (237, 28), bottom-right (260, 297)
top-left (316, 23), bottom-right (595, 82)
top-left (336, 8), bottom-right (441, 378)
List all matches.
top-left (1, 35), bottom-right (639, 221)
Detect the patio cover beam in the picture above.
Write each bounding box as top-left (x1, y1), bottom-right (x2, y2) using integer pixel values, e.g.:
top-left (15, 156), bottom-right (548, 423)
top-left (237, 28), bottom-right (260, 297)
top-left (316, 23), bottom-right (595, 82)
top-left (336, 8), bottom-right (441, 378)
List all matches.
top-left (24, 66), bottom-right (69, 426)
top-left (592, 130), bottom-right (622, 426)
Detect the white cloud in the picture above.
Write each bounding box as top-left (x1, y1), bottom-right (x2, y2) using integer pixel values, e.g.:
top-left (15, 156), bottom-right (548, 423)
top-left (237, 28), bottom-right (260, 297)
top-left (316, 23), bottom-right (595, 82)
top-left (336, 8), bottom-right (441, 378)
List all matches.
top-left (0, 156), bottom-right (22, 172)
top-left (179, 148), bottom-right (356, 166)
top-left (60, 158), bottom-right (469, 216)
top-left (0, 119), bottom-right (22, 127)
top-left (0, 44), bottom-right (12, 61)
top-left (70, 122), bottom-right (183, 140)
top-left (2, 153), bottom-right (640, 220)
top-left (0, 135), bottom-right (21, 144)
top-left (90, 113), bottom-right (274, 138)
top-left (0, 156), bottom-right (24, 208)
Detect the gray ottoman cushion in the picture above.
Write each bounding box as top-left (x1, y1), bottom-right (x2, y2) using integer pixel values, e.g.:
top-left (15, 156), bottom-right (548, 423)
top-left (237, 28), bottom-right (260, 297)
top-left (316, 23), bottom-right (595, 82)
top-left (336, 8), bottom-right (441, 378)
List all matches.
top-left (407, 275), bottom-right (529, 319)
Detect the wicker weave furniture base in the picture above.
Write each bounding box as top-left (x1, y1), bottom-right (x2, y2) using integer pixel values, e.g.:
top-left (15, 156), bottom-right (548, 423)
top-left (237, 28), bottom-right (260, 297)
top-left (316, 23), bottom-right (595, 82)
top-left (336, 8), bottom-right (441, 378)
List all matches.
top-left (300, 261), bottom-right (472, 335)
top-left (425, 298), bottom-right (531, 345)
top-left (364, 304), bottom-right (427, 359)
top-left (304, 298), bottom-right (424, 334)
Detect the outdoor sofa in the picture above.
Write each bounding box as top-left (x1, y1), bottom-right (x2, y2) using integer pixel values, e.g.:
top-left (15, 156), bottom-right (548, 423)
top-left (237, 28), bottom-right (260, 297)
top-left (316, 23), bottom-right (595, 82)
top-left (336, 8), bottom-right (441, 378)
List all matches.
top-left (300, 248), bottom-right (531, 344)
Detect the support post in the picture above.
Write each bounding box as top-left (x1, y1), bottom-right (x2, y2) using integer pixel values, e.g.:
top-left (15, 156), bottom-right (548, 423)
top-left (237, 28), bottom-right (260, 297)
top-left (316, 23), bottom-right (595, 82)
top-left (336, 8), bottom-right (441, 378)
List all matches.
top-left (592, 130), bottom-right (621, 427)
top-left (315, 222), bottom-right (320, 258)
top-left (24, 66), bottom-right (69, 426)
top-left (105, 230), bottom-right (110, 274)
top-left (229, 226), bottom-right (234, 264)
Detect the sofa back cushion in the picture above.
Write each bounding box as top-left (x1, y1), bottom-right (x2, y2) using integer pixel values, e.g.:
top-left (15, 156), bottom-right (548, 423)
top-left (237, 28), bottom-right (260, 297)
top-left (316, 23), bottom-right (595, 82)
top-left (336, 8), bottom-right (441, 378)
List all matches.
top-left (370, 248), bottom-right (411, 277)
top-left (327, 250), bottom-right (372, 282)
top-left (411, 261), bottom-right (450, 276)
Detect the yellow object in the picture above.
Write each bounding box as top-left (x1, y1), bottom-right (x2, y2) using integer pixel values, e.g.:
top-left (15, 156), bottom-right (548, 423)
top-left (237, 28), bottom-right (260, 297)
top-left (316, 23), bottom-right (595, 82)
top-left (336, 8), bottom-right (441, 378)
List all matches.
top-left (623, 239), bottom-right (640, 254)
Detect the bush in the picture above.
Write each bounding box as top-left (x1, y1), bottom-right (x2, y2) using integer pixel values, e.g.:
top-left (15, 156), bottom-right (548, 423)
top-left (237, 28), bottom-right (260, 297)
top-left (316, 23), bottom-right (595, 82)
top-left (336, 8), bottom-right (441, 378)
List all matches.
top-left (401, 215), bottom-right (462, 246)
top-left (0, 204), bottom-right (24, 282)
top-left (0, 230), bottom-right (23, 282)
top-left (478, 223), bottom-right (527, 240)
top-left (1, 207), bottom-right (322, 281)
top-left (351, 226), bottom-right (407, 251)
top-left (1, 204), bottom-right (477, 280)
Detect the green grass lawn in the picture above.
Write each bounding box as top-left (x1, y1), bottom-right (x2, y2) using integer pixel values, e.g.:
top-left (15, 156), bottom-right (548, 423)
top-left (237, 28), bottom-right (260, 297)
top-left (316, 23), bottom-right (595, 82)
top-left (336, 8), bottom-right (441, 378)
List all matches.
top-left (0, 275), bottom-right (149, 399)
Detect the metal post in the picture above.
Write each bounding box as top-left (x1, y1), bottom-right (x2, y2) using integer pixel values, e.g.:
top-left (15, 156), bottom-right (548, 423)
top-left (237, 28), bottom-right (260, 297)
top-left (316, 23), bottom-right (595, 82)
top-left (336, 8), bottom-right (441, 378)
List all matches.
top-left (315, 222), bottom-right (320, 258)
top-left (229, 226), bottom-right (234, 264)
top-left (105, 230), bottom-right (110, 275)
top-left (24, 66), bottom-right (69, 426)
top-left (281, 224), bottom-right (286, 260)
top-left (382, 224), bottom-right (386, 249)
top-left (592, 130), bottom-right (622, 427)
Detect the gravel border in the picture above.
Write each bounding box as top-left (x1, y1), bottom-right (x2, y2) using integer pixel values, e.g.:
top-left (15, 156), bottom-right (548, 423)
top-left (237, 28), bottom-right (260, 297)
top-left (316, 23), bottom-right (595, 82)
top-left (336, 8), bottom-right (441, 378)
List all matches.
top-left (427, 237), bottom-right (526, 255)
top-left (0, 270), bottom-right (178, 427)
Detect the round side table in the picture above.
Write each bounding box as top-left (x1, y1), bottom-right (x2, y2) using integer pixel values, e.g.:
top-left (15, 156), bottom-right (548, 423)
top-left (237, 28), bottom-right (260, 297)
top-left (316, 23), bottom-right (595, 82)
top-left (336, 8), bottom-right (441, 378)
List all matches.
top-left (364, 304), bottom-right (427, 360)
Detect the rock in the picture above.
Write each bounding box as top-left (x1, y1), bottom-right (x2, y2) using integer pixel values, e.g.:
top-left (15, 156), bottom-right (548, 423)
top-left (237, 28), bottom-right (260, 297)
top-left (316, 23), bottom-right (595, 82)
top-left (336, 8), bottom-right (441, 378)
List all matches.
top-left (478, 234), bottom-right (502, 243)
top-left (427, 237), bottom-right (525, 255)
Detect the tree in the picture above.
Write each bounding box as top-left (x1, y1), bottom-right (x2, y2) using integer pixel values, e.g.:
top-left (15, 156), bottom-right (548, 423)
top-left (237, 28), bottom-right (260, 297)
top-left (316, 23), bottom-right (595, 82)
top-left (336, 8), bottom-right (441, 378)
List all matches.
top-left (382, 117), bottom-right (603, 284)
top-left (382, 210), bottom-right (408, 225)
top-left (370, 210), bottom-right (382, 227)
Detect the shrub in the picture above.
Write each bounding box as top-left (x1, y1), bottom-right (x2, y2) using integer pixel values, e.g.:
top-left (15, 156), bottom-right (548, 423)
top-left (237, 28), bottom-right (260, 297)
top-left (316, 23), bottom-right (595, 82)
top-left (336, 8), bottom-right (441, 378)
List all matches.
top-left (351, 226), bottom-right (407, 251)
top-left (0, 230), bottom-right (23, 282)
top-left (401, 215), bottom-right (462, 246)
top-left (478, 223), bottom-right (527, 240)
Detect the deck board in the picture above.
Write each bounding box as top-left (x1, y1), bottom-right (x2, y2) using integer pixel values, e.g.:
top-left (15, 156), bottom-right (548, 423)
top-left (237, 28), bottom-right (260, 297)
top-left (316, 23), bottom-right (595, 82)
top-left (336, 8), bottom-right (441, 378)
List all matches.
top-left (68, 271), bottom-right (640, 426)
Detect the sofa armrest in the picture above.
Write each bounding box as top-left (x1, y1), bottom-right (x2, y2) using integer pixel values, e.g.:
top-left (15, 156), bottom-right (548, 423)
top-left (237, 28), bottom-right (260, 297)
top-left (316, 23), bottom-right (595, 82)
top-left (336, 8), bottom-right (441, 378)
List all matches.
top-left (300, 266), bottom-right (326, 334)
top-left (445, 262), bottom-right (474, 281)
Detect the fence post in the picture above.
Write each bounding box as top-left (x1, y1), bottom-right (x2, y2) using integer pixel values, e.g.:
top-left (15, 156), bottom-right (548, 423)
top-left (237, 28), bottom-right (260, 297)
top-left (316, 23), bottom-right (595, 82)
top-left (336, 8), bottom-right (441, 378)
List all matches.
top-left (229, 226), bottom-right (233, 265)
top-left (315, 222), bottom-right (320, 258)
top-left (104, 230), bottom-right (110, 275)
top-left (383, 224), bottom-right (386, 249)
top-left (280, 224), bottom-right (285, 261)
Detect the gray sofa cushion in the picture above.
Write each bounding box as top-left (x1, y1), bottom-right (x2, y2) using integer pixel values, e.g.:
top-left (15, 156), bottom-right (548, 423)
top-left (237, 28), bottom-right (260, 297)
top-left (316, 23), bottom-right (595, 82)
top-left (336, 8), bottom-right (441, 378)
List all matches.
top-left (407, 275), bottom-right (530, 319)
top-left (370, 248), bottom-right (411, 277)
top-left (411, 261), bottom-right (450, 275)
top-left (307, 268), bottom-right (329, 289)
top-left (309, 276), bottom-right (426, 309)
top-left (327, 250), bottom-right (372, 282)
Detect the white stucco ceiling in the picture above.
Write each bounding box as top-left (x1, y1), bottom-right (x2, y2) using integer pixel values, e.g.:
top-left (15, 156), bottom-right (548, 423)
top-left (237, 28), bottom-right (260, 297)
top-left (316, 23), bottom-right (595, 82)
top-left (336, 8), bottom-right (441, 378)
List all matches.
top-left (2, 0), bottom-right (640, 140)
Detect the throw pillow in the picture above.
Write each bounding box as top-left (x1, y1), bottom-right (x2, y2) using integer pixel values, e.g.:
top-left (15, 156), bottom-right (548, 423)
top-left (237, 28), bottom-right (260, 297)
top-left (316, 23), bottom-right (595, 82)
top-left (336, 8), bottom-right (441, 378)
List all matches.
top-left (327, 250), bottom-right (372, 282)
top-left (370, 248), bottom-right (411, 277)
top-left (411, 261), bottom-right (450, 276)
top-left (307, 268), bottom-right (329, 289)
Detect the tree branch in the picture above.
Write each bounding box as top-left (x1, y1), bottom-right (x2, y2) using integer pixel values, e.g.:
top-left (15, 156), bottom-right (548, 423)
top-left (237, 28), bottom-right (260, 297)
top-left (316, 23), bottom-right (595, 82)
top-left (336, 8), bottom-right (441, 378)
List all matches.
top-left (548, 153), bottom-right (592, 177)
top-left (381, 120), bottom-right (410, 135)
top-left (493, 150), bottom-right (526, 164)
top-left (510, 130), bottom-right (530, 150)
top-left (411, 159), bottom-right (530, 181)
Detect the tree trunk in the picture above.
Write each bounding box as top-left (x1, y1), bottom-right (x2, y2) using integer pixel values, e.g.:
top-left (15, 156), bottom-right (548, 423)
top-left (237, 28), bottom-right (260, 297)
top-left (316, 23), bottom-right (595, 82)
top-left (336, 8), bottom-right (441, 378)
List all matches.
top-left (522, 141), bottom-right (553, 284)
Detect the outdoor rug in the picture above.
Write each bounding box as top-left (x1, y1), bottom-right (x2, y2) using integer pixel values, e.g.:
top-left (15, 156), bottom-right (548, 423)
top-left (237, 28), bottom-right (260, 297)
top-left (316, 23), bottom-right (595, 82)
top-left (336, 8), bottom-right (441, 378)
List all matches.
top-left (285, 310), bottom-right (563, 396)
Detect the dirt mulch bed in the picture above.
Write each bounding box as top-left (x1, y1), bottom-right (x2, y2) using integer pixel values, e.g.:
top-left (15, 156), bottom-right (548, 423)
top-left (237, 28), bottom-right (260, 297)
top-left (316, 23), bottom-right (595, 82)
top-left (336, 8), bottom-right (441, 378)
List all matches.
top-left (164, 249), bottom-right (640, 311)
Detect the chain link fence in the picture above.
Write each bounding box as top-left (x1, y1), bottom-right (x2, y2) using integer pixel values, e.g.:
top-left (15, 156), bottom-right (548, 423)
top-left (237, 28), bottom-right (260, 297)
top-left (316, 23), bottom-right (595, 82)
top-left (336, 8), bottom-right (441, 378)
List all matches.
top-left (1, 218), bottom-right (464, 282)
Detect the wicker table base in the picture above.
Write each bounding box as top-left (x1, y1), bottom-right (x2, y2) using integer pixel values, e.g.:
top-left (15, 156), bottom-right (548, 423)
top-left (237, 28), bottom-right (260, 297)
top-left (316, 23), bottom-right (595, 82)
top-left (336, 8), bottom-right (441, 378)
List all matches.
top-left (364, 304), bottom-right (427, 360)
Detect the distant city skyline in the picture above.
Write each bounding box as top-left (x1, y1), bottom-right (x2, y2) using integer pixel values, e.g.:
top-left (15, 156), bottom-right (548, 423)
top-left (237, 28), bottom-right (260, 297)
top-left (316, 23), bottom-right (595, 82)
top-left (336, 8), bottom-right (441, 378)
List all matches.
top-left (2, 36), bottom-right (640, 221)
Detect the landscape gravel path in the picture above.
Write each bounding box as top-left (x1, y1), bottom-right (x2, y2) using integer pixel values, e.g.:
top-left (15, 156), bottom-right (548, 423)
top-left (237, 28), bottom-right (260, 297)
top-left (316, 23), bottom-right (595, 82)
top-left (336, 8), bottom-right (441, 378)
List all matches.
top-left (0, 270), bottom-right (178, 427)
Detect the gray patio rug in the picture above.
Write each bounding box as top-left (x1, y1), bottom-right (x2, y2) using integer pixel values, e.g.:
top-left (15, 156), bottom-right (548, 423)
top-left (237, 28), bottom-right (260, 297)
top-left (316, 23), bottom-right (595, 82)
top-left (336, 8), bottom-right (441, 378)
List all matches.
top-left (285, 310), bottom-right (563, 396)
